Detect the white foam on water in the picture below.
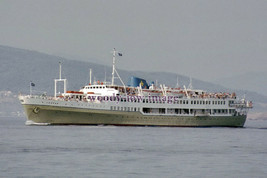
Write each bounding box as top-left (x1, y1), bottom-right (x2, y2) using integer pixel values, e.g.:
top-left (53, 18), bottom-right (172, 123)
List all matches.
top-left (25, 120), bottom-right (50, 126)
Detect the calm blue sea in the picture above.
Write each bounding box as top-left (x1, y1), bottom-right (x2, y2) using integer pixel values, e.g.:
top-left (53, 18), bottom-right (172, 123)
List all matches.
top-left (0, 117), bottom-right (267, 178)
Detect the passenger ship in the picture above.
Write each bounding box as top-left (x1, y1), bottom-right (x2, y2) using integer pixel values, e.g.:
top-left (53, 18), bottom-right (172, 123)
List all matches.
top-left (19, 49), bottom-right (252, 126)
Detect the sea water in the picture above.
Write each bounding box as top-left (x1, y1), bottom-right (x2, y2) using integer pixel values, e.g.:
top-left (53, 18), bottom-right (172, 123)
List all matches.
top-left (0, 117), bottom-right (266, 178)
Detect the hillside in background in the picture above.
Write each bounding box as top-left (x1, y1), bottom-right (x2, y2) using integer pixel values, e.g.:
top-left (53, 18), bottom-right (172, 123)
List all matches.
top-left (213, 72), bottom-right (267, 97)
top-left (0, 45), bottom-right (267, 119)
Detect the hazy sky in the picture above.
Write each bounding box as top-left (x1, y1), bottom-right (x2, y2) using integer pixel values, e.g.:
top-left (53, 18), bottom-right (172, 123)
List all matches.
top-left (0, 0), bottom-right (266, 81)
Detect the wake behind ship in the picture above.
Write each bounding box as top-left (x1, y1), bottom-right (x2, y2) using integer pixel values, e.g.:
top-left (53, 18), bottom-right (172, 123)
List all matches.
top-left (19, 49), bottom-right (252, 126)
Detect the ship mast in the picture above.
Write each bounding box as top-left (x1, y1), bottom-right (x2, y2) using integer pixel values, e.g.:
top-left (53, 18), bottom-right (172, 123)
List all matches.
top-left (54, 62), bottom-right (67, 98)
top-left (176, 76), bottom-right (179, 88)
top-left (111, 48), bottom-right (125, 87)
top-left (111, 49), bottom-right (116, 85)
top-left (188, 77), bottom-right (193, 89)
top-left (89, 68), bottom-right (92, 85)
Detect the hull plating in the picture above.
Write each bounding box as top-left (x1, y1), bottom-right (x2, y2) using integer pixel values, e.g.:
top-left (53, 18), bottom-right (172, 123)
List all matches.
top-left (22, 104), bottom-right (246, 127)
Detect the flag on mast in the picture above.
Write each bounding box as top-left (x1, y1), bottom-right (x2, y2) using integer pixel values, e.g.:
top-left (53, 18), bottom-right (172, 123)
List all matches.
top-left (30, 82), bottom-right (35, 87)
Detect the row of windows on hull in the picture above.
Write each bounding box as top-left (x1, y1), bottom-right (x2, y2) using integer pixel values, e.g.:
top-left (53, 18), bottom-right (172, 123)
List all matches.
top-left (143, 108), bottom-right (236, 115)
top-left (110, 106), bottom-right (236, 115)
top-left (120, 99), bottom-right (229, 105)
